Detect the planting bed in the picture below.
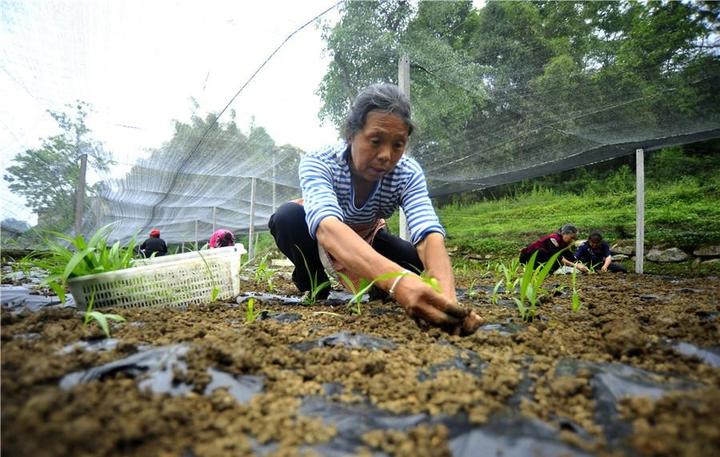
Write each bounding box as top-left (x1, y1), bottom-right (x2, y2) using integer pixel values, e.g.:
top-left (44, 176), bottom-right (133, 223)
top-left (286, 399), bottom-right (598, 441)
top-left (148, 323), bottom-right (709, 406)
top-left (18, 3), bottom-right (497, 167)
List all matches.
top-left (2, 269), bottom-right (719, 457)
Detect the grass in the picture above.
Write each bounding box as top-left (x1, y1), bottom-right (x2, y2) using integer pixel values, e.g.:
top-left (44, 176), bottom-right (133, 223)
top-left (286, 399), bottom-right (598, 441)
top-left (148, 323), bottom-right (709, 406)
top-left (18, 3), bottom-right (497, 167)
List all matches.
top-left (392, 152), bottom-right (720, 277)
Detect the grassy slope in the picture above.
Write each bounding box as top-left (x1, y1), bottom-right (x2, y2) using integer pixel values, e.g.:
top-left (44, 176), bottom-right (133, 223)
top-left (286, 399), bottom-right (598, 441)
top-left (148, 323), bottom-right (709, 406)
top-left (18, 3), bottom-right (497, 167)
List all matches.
top-left (387, 149), bottom-right (720, 276)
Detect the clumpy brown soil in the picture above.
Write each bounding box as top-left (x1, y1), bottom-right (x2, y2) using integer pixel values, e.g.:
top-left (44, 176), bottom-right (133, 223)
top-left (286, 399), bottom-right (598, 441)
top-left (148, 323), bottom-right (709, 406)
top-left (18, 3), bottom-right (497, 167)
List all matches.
top-left (2, 272), bottom-right (719, 457)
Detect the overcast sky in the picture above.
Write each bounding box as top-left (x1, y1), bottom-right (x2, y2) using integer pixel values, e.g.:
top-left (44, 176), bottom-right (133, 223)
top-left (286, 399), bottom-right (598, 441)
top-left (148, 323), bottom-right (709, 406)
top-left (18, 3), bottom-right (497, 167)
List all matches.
top-left (0, 0), bottom-right (343, 224)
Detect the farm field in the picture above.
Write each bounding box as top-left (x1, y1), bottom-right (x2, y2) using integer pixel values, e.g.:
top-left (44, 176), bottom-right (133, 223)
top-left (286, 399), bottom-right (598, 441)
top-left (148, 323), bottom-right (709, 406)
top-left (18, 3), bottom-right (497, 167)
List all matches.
top-left (2, 269), bottom-right (719, 457)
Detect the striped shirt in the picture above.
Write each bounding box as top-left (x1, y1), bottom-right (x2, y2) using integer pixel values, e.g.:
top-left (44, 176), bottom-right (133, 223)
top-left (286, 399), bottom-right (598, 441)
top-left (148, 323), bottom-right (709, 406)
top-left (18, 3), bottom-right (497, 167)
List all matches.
top-left (299, 143), bottom-right (445, 245)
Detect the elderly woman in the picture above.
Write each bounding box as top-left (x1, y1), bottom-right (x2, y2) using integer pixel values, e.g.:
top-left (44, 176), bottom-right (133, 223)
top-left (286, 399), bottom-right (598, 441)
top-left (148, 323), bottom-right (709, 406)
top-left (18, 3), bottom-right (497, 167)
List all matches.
top-left (269, 83), bottom-right (480, 335)
top-left (519, 224), bottom-right (589, 274)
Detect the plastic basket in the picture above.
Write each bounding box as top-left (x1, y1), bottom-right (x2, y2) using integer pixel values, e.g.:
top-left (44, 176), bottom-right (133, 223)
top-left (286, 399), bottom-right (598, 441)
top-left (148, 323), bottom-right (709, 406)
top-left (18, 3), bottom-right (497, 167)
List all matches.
top-left (68, 245), bottom-right (245, 310)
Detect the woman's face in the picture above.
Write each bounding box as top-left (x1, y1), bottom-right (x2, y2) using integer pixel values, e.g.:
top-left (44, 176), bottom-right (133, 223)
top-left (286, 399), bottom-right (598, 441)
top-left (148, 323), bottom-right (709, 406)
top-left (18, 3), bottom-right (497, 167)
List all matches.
top-left (349, 110), bottom-right (409, 183)
top-left (562, 233), bottom-right (577, 244)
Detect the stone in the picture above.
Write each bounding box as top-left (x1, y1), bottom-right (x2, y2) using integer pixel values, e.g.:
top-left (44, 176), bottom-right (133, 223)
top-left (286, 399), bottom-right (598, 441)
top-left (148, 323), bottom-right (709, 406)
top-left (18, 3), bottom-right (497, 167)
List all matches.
top-left (693, 245), bottom-right (720, 257)
top-left (270, 258), bottom-right (294, 268)
top-left (611, 241), bottom-right (635, 256)
top-left (612, 254), bottom-right (629, 261)
top-left (702, 258), bottom-right (720, 265)
top-left (646, 248), bottom-right (688, 263)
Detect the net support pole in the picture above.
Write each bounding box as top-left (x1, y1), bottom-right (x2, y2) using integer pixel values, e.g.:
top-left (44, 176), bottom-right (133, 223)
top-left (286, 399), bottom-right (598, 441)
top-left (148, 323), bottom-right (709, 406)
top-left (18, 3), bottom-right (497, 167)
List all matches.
top-left (248, 177), bottom-right (257, 261)
top-left (272, 149), bottom-right (277, 214)
top-left (195, 220), bottom-right (198, 251)
top-left (635, 148), bottom-right (645, 274)
top-left (212, 206), bottom-right (217, 233)
top-left (398, 54), bottom-right (410, 241)
top-left (73, 153), bottom-right (87, 235)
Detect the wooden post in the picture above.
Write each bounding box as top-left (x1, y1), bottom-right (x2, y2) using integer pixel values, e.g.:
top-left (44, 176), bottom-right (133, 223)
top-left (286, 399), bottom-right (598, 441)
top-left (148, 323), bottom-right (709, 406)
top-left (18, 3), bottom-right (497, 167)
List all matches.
top-left (248, 177), bottom-right (256, 261)
top-left (635, 148), bottom-right (645, 274)
top-left (398, 54), bottom-right (410, 241)
top-left (73, 153), bottom-right (87, 235)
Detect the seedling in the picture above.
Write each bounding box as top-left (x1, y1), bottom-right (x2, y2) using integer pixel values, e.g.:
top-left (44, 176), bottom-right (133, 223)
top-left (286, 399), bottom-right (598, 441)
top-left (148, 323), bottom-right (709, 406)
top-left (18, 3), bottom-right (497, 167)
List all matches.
top-left (295, 245), bottom-right (330, 305)
top-left (336, 271), bottom-right (410, 315)
top-left (514, 249), bottom-right (565, 321)
top-left (197, 251), bottom-right (221, 301)
top-left (253, 256), bottom-right (275, 292)
top-left (245, 298), bottom-right (261, 323)
top-left (83, 291), bottom-right (125, 338)
top-left (491, 258), bottom-right (521, 304)
top-left (24, 224), bottom-right (136, 302)
top-left (571, 267), bottom-right (582, 312)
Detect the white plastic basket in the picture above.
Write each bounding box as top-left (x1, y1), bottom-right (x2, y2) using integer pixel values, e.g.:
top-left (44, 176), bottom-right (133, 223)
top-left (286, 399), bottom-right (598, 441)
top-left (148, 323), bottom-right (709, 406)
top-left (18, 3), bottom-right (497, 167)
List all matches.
top-left (68, 245), bottom-right (245, 310)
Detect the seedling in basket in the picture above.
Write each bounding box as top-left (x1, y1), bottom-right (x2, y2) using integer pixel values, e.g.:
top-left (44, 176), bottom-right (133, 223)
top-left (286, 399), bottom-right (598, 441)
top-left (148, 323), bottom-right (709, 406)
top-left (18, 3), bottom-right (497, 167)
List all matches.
top-left (24, 224), bottom-right (136, 302)
top-left (83, 291), bottom-right (125, 338)
top-left (295, 245), bottom-right (330, 305)
top-left (197, 250), bottom-right (221, 301)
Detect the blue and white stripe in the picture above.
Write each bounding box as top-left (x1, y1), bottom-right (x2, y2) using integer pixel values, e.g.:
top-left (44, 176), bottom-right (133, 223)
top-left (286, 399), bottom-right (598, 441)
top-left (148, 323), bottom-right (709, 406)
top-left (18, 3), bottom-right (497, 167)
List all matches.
top-left (299, 143), bottom-right (445, 245)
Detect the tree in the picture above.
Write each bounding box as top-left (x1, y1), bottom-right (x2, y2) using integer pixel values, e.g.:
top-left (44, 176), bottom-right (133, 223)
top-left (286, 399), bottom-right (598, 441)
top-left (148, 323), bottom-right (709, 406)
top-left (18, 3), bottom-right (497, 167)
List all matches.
top-left (317, 0), bottom-right (720, 196)
top-left (3, 101), bottom-right (112, 231)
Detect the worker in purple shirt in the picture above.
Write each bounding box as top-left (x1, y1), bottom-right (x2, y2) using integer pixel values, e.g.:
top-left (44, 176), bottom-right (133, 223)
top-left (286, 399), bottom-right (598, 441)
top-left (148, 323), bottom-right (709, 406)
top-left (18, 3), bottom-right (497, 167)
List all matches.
top-left (575, 230), bottom-right (627, 273)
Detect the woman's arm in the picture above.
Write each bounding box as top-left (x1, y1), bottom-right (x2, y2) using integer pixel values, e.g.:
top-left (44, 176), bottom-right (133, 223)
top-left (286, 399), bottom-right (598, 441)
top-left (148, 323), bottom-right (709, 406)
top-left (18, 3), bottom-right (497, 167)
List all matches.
top-left (316, 217), bottom-right (469, 329)
top-left (416, 232), bottom-right (456, 303)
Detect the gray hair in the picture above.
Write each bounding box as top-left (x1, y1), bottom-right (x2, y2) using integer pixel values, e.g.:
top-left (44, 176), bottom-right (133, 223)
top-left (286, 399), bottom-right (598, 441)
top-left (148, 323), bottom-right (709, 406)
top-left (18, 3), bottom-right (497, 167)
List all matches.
top-left (559, 224), bottom-right (578, 236)
top-left (342, 83), bottom-right (414, 140)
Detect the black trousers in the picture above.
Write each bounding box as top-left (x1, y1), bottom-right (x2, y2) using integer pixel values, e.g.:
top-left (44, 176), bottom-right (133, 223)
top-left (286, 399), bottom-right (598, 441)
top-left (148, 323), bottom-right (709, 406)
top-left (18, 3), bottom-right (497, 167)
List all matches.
top-left (268, 202), bottom-right (424, 295)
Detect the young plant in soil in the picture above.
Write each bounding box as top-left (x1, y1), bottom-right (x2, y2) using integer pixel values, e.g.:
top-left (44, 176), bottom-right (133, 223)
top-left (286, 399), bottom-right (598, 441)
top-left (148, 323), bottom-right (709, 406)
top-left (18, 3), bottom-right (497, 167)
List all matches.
top-left (491, 258), bottom-right (521, 304)
top-left (295, 245), bottom-right (330, 305)
top-left (253, 256), bottom-right (275, 292)
top-left (24, 224), bottom-right (136, 302)
top-left (84, 291), bottom-right (125, 338)
top-left (245, 298), bottom-right (261, 323)
top-left (514, 250), bottom-right (565, 321)
top-left (336, 271), bottom-right (410, 315)
top-left (571, 267), bottom-right (582, 312)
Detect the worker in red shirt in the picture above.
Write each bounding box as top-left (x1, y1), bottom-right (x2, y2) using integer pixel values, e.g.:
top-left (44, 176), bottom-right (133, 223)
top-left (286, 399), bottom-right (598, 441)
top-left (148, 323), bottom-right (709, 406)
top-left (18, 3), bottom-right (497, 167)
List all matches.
top-left (519, 224), bottom-right (589, 274)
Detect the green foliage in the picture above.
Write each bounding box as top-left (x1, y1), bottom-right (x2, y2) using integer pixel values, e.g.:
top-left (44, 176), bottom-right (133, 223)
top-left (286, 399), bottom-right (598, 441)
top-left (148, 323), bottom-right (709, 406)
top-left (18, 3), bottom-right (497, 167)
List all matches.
top-left (253, 256), bottom-right (274, 292)
top-left (3, 101), bottom-right (113, 231)
top-left (245, 298), bottom-right (261, 324)
top-left (571, 267), bottom-right (581, 312)
top-left (514, 249), bottom-right (565, 321)
top-left (196, 250), bottom-right (221, 301)
top-left (337, 271), bottom-right (410, 315)
top-left (295, 245), bottom-right (330, 305)
top-left (83, 292), bottom-right (125, 338)
top-left (24, 224), bottom-right (136, 302)
top-left (491, 258), bottom-right (521, 304)
top-left (439, 149), bottom-right (720, 261)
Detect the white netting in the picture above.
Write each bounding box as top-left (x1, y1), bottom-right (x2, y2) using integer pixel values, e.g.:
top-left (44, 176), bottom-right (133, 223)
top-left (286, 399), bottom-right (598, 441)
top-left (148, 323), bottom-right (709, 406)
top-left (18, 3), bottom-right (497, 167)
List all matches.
top-left (2, 1), bottom-right (718, 243)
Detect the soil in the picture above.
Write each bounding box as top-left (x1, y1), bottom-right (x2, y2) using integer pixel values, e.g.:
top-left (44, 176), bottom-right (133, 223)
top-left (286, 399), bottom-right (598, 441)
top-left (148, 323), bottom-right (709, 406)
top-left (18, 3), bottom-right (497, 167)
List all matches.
top-left (2, 269), bottom-right (719, 457)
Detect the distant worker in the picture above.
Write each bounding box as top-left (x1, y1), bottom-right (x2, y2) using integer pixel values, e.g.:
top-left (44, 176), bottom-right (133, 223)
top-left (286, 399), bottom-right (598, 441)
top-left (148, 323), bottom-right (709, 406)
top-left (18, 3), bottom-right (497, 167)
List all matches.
top-left (209, 229), bottom-right (235, 248)
top-left (140, 229), bottom-right (167, 258)
top-left (575, 230), bottom-right (627, 273)
top-left (520, 224), bottom-right (589, 274)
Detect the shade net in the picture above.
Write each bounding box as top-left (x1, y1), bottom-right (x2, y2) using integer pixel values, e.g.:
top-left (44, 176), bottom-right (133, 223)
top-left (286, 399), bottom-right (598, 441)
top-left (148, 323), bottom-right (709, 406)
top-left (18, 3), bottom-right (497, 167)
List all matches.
top-left (2, 0), bottom-right (719, 243)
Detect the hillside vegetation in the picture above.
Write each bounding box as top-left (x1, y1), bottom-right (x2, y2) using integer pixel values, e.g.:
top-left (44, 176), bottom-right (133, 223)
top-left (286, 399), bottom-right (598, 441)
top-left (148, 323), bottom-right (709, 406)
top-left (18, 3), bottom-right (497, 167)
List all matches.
top-left (429, 147), bottom-right (720, 274)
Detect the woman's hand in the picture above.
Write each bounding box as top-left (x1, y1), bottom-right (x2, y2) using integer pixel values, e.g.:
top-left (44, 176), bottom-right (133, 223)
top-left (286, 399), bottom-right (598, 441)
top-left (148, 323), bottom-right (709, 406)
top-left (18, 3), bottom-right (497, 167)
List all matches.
top-left (393, 274), bottom-right (482, 335)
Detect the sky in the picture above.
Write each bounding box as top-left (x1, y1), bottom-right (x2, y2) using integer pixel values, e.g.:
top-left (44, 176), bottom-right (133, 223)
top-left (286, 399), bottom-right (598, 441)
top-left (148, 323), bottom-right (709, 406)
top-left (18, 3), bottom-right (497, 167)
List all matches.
top-left (0, 0), bottom-right (343, 224)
